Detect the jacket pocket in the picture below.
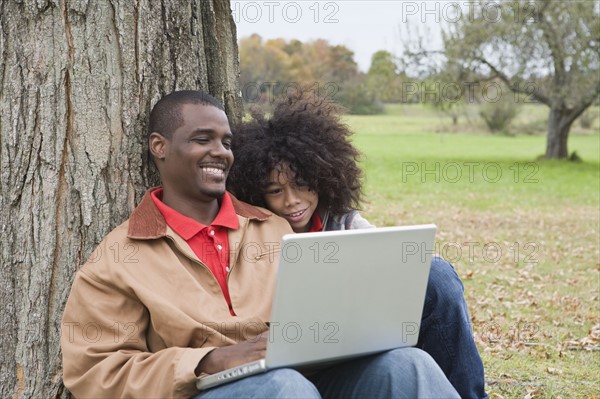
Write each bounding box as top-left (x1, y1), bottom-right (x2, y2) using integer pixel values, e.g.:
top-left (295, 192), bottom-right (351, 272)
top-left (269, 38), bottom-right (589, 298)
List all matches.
top-left (234, 242), bottom-right (281, 265)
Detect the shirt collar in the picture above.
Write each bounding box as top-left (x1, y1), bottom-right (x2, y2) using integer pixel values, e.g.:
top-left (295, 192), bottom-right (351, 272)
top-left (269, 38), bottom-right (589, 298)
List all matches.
top-left (151, 189), bottom-right (239, 240)
top-left (309, 210), bottom-right (324, 232)
top-left (212, 191), bottom-right (239, 230)
top-left (127, 188), bottom-right (272, 240)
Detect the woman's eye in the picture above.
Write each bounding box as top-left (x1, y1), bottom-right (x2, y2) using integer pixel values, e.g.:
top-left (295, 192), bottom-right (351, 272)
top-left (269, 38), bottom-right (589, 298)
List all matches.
top-left (265, 188), bottom-right (282, 195)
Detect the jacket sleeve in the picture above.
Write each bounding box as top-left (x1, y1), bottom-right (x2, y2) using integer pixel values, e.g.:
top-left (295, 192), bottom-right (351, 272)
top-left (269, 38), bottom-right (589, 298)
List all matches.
top-left (61, 267), bottom-right (211, 399)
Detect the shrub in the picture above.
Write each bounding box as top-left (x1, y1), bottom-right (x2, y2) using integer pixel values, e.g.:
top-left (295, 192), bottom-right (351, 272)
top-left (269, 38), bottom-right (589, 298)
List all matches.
top-left (479, 95), bottom-right (520, 133)
top-left (334, 77), bottom-right (385, 115)
top-left (578, 107), bottom-right (598, 129)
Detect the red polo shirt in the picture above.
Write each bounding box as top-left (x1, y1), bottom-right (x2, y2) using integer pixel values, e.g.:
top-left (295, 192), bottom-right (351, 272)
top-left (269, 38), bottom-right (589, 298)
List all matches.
top-left (151, 189), bottom-right (239, 314)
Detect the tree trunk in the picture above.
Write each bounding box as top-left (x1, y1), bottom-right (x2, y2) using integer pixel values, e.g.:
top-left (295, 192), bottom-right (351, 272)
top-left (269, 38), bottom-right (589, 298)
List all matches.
top-left (0, 1), bottom-right (241, 397)
top-left (545, 107), bottom-right (572, 159)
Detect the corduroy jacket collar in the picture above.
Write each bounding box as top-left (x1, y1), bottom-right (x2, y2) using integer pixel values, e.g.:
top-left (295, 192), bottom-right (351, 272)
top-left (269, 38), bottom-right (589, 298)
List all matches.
top-left (127, 188), bottom-right (272, 239)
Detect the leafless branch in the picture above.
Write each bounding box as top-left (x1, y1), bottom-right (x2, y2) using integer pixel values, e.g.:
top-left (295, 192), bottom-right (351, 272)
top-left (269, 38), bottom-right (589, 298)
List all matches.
top-left (475, 57), bottom-right (550, 105)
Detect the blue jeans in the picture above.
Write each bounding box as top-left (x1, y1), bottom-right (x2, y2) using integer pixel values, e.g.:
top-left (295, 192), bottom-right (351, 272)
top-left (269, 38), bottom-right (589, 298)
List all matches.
top-left (419, 256), bottom-right (487, 399)
top-left (193, 348), bottom-right (459, 398)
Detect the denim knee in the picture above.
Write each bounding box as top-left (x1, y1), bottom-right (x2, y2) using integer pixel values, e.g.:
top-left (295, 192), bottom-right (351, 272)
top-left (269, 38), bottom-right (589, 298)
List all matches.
top-left (261, 368), bottom-right (321, 398)
top-left (428, 256), bottom-right (465, 303)
top-left (376, 347), bottom-right (438, 374)
top-left (193, 368), bottom-right (320, 399)
top-left (368, 348), bottom-right (460, 398)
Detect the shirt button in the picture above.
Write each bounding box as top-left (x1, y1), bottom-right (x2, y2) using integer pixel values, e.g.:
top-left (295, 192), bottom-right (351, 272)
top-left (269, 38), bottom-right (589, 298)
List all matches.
top-left (226, 266), bottom-right (231, 273)
top-left (209, 230), bottom-right (215, 236)
top-left (217, 244), bottom-right (223, 251)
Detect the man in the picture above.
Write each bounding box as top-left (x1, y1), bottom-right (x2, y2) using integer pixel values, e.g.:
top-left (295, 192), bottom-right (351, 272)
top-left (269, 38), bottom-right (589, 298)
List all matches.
top-left (60, 90), bottom-right (459, 398)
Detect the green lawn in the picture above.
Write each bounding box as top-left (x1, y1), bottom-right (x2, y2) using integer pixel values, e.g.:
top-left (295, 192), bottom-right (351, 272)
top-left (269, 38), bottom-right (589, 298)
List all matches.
top-left (344, 103), bottom-right (600, 399)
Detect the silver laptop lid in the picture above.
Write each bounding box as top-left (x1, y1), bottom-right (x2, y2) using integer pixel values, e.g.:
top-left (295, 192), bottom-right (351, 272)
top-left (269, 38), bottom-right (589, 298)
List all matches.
top-left (266, 224), bottom-right (436, 368)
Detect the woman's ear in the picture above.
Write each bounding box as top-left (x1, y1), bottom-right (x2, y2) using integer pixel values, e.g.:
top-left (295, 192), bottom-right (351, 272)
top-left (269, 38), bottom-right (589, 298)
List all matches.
top-left (149, 132), bottom-right (167, 160)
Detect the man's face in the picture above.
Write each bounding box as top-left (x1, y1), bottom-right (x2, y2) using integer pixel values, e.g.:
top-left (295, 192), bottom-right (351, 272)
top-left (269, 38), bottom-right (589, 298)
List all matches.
top-left (153, 103), bottom-right (234, 203)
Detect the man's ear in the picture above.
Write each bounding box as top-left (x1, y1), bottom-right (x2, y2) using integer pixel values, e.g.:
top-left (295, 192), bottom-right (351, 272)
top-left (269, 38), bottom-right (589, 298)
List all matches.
top-left (149, 132), bottom-right (168, 160)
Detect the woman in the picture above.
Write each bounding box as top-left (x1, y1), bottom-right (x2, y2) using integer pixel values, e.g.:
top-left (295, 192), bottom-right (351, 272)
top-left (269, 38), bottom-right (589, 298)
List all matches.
top-left (227, 91), bottom-right (487, 399)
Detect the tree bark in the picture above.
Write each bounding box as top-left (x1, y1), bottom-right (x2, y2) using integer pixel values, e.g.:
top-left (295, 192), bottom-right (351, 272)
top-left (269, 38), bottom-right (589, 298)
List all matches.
top-left (545, 107), bottom-right (573, 159)
top-left (0, 1), bottom-right (241, 397)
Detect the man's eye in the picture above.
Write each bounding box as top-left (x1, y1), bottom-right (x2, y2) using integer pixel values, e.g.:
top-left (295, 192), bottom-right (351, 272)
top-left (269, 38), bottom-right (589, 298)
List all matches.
top-left (192, 138), bottom-right (209, 144)
top-left (223, 141), bottom-right (232, 149)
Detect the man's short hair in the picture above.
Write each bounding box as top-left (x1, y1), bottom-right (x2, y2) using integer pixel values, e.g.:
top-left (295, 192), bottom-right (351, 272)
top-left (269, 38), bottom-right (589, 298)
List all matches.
top-left (148, 90), bottom-right (225, 139)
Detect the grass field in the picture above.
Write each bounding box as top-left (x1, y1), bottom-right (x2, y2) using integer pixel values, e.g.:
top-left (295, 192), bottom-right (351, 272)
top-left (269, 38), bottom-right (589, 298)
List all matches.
top-left (344, 103), bottom-right (600, 399)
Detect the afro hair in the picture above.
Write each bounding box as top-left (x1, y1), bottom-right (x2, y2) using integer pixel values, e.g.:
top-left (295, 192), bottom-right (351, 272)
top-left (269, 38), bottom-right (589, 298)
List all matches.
top-left (227, 91), bottom-right (364, 217)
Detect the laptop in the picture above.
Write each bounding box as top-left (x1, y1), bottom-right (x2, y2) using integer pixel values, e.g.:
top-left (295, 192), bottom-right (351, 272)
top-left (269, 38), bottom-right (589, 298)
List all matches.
top-left (196, 224), bottom-right (437, 391)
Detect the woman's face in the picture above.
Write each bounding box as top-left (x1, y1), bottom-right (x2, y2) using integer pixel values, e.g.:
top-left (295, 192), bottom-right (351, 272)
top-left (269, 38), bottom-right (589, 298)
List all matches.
top-left (263, 163), bottom-right (319, 233)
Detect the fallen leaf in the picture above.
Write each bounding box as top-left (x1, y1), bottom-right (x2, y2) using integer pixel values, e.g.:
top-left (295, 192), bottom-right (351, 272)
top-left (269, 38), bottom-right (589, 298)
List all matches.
top-left (546, 367), bottom-right (563, 375)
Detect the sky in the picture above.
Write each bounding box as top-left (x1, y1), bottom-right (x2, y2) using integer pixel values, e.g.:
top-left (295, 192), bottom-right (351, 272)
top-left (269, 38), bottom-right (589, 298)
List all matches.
top-left (232, 0), bottom-right (448, 72)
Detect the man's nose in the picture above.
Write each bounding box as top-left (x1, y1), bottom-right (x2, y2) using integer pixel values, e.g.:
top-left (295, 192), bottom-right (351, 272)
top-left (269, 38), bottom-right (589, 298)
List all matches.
top-left (209, 141), bottom-right (230, 158)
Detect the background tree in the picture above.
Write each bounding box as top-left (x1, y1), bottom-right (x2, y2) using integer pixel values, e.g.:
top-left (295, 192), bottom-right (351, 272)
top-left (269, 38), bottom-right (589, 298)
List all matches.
top-left (327, 44), bottom-right (360, 83)
top-left (284, 39), bottom-right (316, 82)
top-left (419, 60), bottom-right (473, 125)
top-left (423, 78), bottom-right (464, 125)
top-left (238, 34), bottom-right (291, 102)
top-left (237, 35), bottom-right (384, 113)
top-left (0, 1), bottom-right (241, 397)
top-left (366, 50), bottom-right (403, 103)
top-left (442, 0), bottom-right (600, 158)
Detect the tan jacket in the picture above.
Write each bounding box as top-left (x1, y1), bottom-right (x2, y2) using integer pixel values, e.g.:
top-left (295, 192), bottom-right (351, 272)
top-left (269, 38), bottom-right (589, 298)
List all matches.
top-left (60, 190), bottom-right (293, 398)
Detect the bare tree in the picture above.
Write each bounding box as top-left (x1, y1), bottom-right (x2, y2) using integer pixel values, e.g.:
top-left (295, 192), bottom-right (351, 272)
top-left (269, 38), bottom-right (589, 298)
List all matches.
top-left (442, 0), bottom-right (600, 159)
top-left (0, 0), bottom-right (241, 397)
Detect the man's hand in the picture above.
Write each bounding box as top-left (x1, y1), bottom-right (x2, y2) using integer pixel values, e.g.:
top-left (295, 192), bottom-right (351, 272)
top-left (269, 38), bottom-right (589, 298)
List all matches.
top-left (195, 331), bottom-right (268, 376)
